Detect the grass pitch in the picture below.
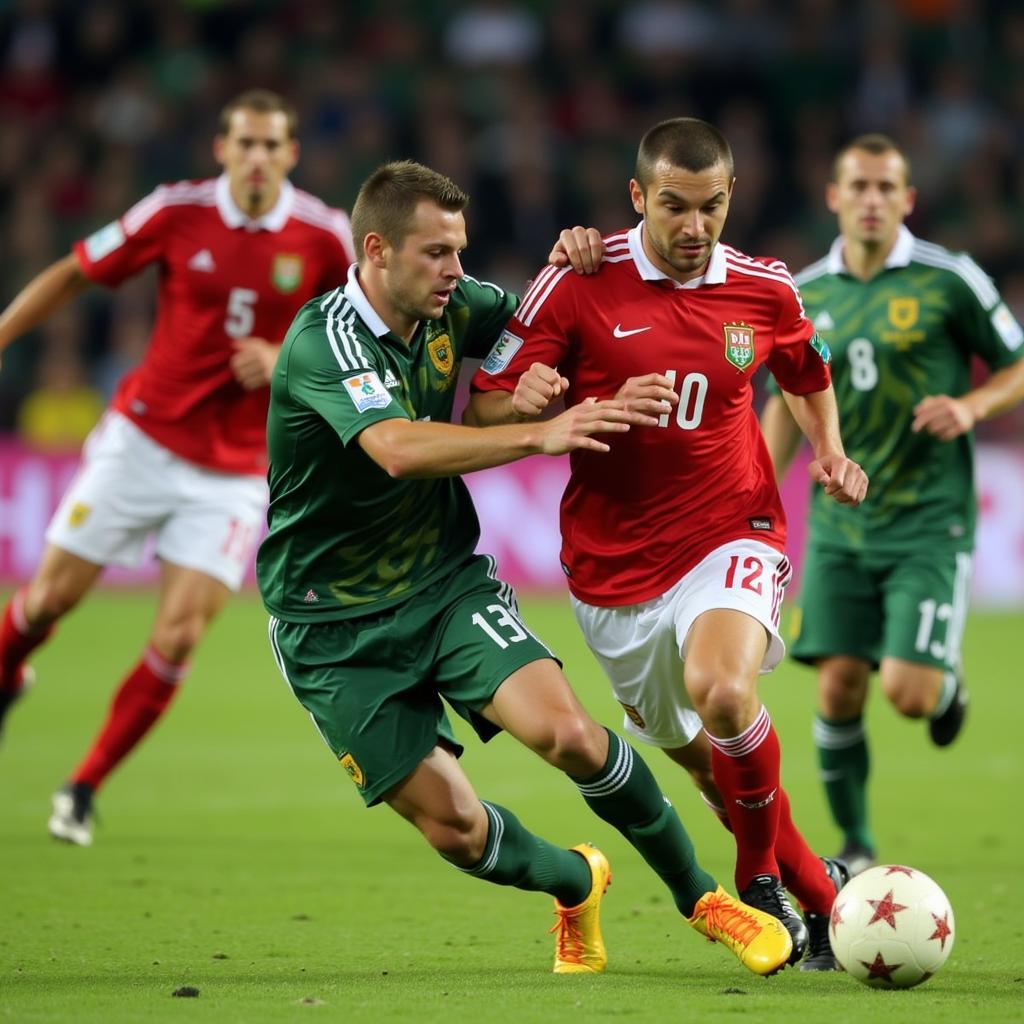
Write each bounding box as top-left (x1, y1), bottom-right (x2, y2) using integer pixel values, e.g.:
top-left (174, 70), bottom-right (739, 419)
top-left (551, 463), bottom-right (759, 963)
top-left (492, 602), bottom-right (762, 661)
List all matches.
top-left (0, 591), bottom-right (1021, 1023)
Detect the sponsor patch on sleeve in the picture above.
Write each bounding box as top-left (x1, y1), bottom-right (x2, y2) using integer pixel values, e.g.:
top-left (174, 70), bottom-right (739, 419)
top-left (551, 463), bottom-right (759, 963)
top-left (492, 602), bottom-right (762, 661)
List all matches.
top-left (991, 302), bottom-right (1023, 351)
top-left (809, 331), bottom-right (831, 364)
top-left (343, 371), bottom-right (393, 413)
top-left (481, 330), bottom-right (524, 374)
top-left (83, 221), bottom-right (126, 262)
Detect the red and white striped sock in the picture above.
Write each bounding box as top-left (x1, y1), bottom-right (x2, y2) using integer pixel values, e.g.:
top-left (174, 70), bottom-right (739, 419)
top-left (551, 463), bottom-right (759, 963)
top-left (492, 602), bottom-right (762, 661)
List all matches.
top-left (72, 646), bottom-right (188, 791)
top-left (707, 705), bottom-right (782, 891)
top-left (0, 588), bottom-right (53, 693)
top-left (773, 788), bottom-right (837, 914)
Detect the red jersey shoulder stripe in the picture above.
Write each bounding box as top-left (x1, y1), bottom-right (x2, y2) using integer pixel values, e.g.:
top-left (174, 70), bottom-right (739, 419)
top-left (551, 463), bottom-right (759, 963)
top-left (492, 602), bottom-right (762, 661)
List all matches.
top-left (722, 248), bottom-right (804, 307)
top-left (517, 231), bottom-right (635, 326)
top-left (517, 265), bottom-right (573, 326)
top-left (722, 245), bottom-right (797, 284)
top-left (122, 179), bottom-right (217, 236)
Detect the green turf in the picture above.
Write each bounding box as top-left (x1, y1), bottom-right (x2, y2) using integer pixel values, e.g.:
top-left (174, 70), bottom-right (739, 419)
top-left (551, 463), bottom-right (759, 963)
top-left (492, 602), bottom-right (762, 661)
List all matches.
top-left (1, 591), bottom-right (1021, 1022)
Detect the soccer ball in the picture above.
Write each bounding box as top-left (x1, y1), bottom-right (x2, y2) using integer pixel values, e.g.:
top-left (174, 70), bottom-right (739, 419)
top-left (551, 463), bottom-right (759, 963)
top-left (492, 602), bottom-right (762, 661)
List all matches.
top-left (829, 864), bottom-right (955, 988)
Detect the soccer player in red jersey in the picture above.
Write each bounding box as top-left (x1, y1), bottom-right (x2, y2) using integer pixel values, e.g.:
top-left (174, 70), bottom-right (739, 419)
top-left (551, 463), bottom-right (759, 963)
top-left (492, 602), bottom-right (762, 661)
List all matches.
top-left (469, 118), bottom-right (868, 970)
top-left (0, 89), bottom-right (354, 844)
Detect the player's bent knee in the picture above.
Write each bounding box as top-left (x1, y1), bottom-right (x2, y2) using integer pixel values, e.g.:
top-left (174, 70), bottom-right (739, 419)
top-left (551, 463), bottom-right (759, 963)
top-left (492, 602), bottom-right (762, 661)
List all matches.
top-left (150, 619), bottom-right (208, 663)
top-left (536, 714), bottom-right (605, 775)
top-left (884, 686), bottom-right (931, 719)
top-left (422, 818), bottom-right (485, 866)
top-left (688, 673), bottom-right (753, 731)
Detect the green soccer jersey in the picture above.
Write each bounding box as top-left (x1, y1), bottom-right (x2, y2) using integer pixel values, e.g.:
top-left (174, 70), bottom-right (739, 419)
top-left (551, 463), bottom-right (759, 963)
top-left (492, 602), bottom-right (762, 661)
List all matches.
top-left (257, 266), bottom-right (518, 622)
top-left (795, 226), bottom-right (1023, 552)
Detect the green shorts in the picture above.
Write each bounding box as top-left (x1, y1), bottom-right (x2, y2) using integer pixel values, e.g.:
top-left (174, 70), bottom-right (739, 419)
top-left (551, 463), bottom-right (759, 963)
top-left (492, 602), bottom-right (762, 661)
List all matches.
top-left (267, 555), bottom-right (556, 807)
top-left (790, 542), bottom-right (973, 670)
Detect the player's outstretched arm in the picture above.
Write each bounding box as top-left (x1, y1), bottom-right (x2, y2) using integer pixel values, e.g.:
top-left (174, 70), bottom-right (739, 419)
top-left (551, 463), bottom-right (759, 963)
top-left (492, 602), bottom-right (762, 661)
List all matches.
top-left (782, 385), bottom-right (868, 506)
top-left (912, 358), bottom-right (1024, 441)
top-left (0, 253), bottom-right (90, 363)
top-left (361, 398), bottom-right (657, 479)
top-left (760, 393), bottom-right (804, 482)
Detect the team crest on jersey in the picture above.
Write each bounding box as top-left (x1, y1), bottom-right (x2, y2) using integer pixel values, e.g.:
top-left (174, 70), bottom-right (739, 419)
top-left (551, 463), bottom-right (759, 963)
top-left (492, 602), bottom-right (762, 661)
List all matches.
top-left (339, 753), bottom-right (364, 787)
top-left (723, 322), bottom-right (755, 371)
top-left (427, 333), bottom-right (454, 375)
top-left (271, 254), bottom-right (303, 293)
top-left (888, 297), bottom-right (919, 330)
top-left (619, 702), bottom-right (646, 729)
top-left (344, 372), bottom-right (393, 413)
top-left (68, 502), bottom-right (91, 528)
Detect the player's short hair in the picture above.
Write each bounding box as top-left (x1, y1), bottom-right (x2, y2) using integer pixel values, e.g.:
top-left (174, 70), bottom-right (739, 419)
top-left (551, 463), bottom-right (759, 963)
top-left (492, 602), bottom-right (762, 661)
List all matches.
top-left (218, 89), bottom-right (298, 139)
top-left (350, 161), bottom-right (469, 262)
top-left (635, 118), bottom-right (734, 189)
top-left (833, 133), bottom-right (912, 185)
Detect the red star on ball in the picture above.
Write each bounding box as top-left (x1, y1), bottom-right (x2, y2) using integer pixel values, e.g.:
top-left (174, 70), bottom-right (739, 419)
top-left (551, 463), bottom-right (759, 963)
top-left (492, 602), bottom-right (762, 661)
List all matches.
top-left (929, 910), bottom-right (953, 949)
top-left (861, 951), bottom-right (902, 982)
top-left (867, 889), bottom-right (909, 928)
top-left (884, 865), bottom-right (915, 877)
top-left (830, 900), bottom-right (845, 930)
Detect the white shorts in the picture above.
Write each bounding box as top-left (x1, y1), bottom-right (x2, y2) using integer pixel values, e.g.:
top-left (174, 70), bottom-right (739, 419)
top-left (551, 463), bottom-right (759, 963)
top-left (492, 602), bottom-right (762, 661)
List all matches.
top-left (571, 539), bottom-right (791, 749)
top-left (46, 411), bottom-right (268, 591)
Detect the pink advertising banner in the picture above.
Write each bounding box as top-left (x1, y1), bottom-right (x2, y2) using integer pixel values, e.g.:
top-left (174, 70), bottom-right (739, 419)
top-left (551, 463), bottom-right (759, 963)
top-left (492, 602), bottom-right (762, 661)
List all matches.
top-left (1, 440), bottom-right (1022, 605)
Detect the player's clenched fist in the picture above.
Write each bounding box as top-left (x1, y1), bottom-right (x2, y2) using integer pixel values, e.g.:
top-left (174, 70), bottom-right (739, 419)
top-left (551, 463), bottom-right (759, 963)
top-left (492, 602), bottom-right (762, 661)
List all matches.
top-left (511, 362), bottom-right (570, 417)
top-left (808, 453), bottom-right (869, 506)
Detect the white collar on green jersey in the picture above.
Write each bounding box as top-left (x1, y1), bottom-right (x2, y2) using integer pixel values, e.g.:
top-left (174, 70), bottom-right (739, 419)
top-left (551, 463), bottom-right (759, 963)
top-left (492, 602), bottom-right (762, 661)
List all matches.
top-left (628, 222), bottom-right (727, 288)
top-left (215, 174), bottom-right (294, 232)
top-left (827, 224), bottom-right (915, 275)
top-left (343, 264), bottom-right (391, 337)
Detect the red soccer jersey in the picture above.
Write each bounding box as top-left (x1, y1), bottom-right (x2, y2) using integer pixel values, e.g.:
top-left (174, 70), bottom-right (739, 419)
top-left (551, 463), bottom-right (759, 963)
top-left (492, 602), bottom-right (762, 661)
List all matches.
top-left (472, 224), bottom-right (831, 606)
top-left (74, 175), bottom-right (354, 475)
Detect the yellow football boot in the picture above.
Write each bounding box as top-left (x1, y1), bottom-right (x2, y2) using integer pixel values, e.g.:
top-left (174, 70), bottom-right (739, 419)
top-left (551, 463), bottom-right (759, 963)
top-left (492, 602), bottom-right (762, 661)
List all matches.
top-left (688, 885), bottom-right (793, 976)
top-left (550, 843), bottom-right (612, 973)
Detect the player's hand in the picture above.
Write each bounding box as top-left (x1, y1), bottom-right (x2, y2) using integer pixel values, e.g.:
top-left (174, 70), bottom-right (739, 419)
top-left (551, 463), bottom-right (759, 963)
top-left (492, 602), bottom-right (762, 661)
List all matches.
top-left (539, 396), bottom-right (659, 455)
top-left (911, 394), bottom-right (975, 441)
top-left (808, 453), bottom-right (869, 506)
top-left (614, 373), bottom-right (679, 418)
top-left (230, 337), bottom-right (279, 390)
top-left (512, 362), bottom-right (569, 417)
top-left (548, 226), bottom-right (605, 274)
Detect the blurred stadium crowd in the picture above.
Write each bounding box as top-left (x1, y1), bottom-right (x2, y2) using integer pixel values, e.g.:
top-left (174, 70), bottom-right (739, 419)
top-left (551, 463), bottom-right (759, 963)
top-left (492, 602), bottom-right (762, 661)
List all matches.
top-left (1, 0), bottom-right (1022, 447)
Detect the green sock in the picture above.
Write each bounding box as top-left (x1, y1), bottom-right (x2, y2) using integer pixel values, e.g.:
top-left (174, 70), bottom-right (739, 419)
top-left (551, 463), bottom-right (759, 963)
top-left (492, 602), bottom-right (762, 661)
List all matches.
top-left (813, 713), bottom-right (874, 851)
top-left (573, 730), bottom-right (715, 916)
top-left (451, 801), bottom-right (592, 906)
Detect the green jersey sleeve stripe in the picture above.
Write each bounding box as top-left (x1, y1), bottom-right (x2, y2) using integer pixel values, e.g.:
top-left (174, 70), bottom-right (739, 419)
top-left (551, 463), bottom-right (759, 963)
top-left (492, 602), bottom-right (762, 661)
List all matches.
top-left (323, 296), bottom-right (370, 372)
top-left (911, 241), bottom-right (1000, 308)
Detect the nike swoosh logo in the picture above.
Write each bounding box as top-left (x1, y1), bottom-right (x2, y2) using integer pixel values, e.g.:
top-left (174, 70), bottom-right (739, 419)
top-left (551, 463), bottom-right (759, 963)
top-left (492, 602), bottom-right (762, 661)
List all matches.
top-left (613, 324), bottom-right (652, 338)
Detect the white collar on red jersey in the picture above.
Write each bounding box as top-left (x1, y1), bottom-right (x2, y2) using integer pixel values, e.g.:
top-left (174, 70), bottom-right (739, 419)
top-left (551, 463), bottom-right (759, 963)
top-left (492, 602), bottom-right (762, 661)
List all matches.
top-left (827, 224), bottom-right (915, 274)
top-left (627, 222), bottom-right (727, 289)
top-left (215, 174), bottom-right (295, 232)
top-left (342, 264), bottom-right (391, 337)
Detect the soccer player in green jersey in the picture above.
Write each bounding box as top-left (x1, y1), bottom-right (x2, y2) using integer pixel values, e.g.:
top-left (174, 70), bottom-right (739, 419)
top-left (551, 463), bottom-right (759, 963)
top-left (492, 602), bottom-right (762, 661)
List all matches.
top-left (257, 160), bottom-right (795, 977)
top-left (761, 134), bottom-right (1024, 874)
